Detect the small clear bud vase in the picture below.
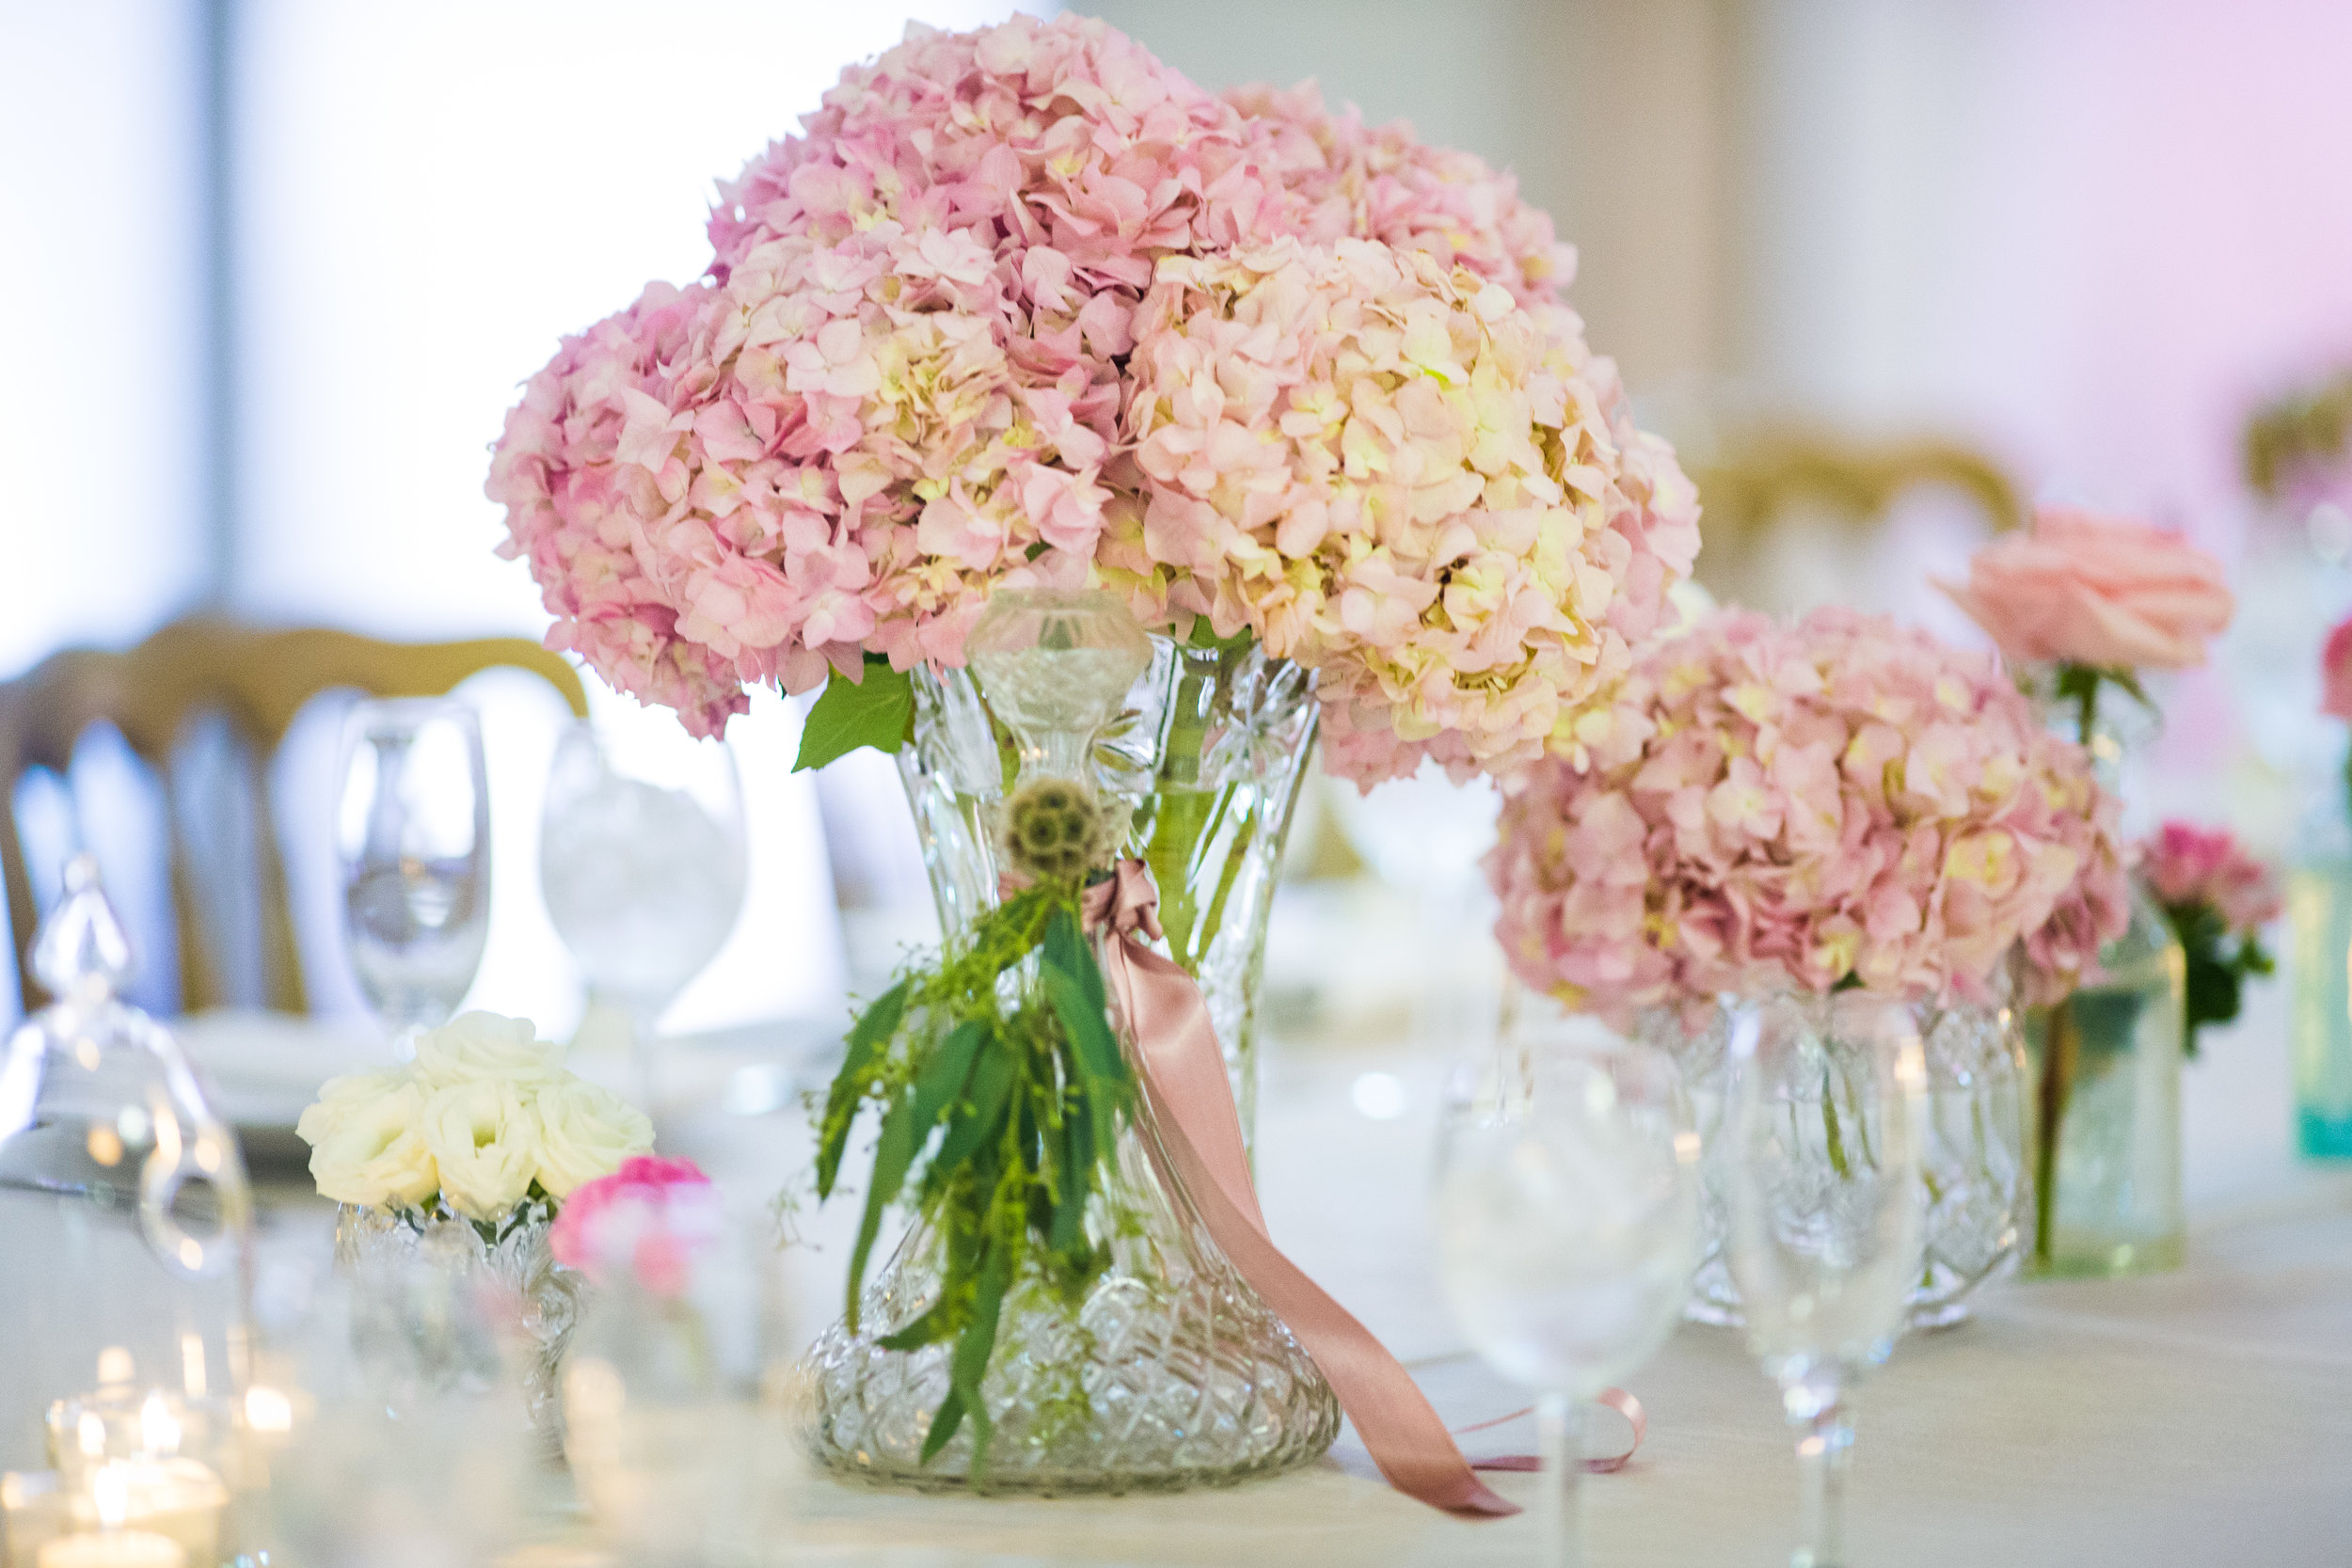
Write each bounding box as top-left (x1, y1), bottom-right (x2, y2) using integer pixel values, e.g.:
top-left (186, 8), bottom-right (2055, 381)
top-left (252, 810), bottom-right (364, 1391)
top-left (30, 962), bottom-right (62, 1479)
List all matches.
top-left (0, 857), bottom-right (260, 1553)
top-left (1631, 982), bottom-right (2029, 1330)
top-left (2016, 666), bottom-right (2188, 1277)
top-left (804, 590), bottom-right (1340, 1493)
top-left (332, 1200), bottom-right (586, 1459)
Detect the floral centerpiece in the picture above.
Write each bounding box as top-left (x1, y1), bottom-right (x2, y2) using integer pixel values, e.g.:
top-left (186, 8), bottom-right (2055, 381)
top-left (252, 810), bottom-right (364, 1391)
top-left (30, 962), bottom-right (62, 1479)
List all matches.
top-left (2139, 821), bottom-right (2280, 1057)
top-left (1488, 605), bottom-right (2127, 1323)
top-left (484, 13), bottom-right (1696, 1505)
top-left (1940, 503), bottom-right (2234, 1275)
top-left (298, 1012), bottom-right (655, 1447)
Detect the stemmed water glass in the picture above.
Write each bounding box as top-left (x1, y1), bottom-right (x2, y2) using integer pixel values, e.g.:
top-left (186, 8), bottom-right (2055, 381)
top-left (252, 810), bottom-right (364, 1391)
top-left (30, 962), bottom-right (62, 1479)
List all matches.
top-left (1433, 1017), bottom-right (1702, 1566)
top-left (336, 698), bottom-right (491, 1047)
top-left (1723, 992), bottom-right (1930, 1568)
top-left (539, 718), bottom-right (746, 1109)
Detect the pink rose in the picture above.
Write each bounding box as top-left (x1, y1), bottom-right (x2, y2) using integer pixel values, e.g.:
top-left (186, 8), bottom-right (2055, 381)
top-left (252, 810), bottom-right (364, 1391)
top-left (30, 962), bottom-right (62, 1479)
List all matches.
top-left (1938, 505), bottom-right (2233, 670)
top-left (2323, 615), bottom-right (2352, 721)
top-left (548, 1155), bottom-right (719, 1294)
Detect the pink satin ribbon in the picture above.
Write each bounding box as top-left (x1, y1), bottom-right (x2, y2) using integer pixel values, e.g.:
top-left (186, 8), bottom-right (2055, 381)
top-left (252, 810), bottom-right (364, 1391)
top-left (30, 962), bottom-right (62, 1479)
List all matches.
top-left (1454, 1388), bottom-right (1648, 1474)
top-left (1077, 862), bottom-right (1648, 1516)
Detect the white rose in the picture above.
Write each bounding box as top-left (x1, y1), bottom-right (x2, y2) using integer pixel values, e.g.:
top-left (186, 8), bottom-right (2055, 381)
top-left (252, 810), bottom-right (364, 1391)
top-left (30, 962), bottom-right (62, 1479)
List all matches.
top-left (295, 1068), bottom-right (409, 1148)
top-left (303, 1078), bottom-right (438, 1212)
top-left (421, 1081), bottom-right (542, 1222)
top-left (411, 1011), bottom-right (566, 1093)
top-left (532, 1078), bottom-right (655, 1198)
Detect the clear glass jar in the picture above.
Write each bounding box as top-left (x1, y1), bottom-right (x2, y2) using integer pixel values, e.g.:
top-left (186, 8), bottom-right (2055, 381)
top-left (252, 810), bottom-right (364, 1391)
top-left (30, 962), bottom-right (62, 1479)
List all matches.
top-left (2015, 664), bottom-right (2188, 1276)
top-left (0, 859), bottom-right (257, 1561)
top-left (807, 591), bottom-right (1340, 1494)
top-left (1635, 985), bottom-right (2027, 1330)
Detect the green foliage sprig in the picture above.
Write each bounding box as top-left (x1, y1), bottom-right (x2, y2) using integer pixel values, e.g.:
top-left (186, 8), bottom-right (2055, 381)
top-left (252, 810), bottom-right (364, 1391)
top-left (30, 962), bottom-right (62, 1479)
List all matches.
top-left (2153, 896), bottom-right (2275, 1058)
top-left (816, 874), bottom-right (1133, 1470)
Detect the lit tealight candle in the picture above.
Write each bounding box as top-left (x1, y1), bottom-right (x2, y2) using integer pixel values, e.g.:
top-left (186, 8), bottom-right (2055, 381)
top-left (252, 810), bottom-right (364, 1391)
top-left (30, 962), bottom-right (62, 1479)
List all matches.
top-left (35, 1531), bottom-right (184, 1568)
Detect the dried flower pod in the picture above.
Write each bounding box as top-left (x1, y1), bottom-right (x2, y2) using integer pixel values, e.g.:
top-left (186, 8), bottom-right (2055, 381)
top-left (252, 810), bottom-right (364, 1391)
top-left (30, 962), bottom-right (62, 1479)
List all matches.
top-left (1000, 779), bottom-right (1120, 884)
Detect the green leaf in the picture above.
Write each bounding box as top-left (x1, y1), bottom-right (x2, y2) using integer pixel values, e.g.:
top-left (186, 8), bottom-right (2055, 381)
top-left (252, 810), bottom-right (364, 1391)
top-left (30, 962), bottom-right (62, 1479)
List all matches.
top-left (817, 978), bottom-right (909, 1197)
top-left (1050, 1095), bottom-right (1092, 1256)
top-left (933, 1046), bottom-right (1017, 1175)
top-left (926, 1233), bottom-right (1012, 1466)
top-left (877, 1300), bottom-right (958, 1353)
top-left (845, 1095), bottom-right (920, 1333)
top-left (1041, 905), bottom-right (1104, 1017)
top-left (793, 658), bottom-right (914, 772)
top-left (912, 1020), bottom-right (988, 1136)
top-left (1041, 962), bottom-right (1123, 1093)
top-left (920, 1386), bottom-right (968, 1461)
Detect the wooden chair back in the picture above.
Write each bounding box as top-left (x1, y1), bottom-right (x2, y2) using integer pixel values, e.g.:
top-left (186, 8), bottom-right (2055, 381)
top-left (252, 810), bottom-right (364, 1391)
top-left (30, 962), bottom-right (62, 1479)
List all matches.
top-left (1, 619), bottom-right (588, 1015)
top-left (1688, 428), bottom-right (2022, 607)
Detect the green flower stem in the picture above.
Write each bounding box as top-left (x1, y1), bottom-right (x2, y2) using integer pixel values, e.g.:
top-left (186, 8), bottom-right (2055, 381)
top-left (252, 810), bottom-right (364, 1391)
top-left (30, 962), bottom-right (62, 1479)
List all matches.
top-left (2034, 996), bottom-right (2080, 1268)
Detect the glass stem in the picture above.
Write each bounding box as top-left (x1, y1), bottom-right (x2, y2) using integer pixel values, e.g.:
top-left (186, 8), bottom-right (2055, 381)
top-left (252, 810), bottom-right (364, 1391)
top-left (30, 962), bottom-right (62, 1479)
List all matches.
top-left (1537, 1391), bottom-right (1585, 1568)
top-left (1791, 1393), bottom-right (1854, 1568)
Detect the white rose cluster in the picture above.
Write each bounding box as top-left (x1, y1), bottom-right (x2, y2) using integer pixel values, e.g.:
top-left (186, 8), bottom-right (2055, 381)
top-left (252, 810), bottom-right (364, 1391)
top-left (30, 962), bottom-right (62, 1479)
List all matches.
top-left (297, 1011), bottom-right (655, 1223)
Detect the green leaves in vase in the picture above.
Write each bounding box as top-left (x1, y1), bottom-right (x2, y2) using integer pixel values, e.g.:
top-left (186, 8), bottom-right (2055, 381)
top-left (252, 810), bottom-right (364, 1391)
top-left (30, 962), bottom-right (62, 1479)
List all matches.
top-left (815, 879), bottom-right (1135, 1470)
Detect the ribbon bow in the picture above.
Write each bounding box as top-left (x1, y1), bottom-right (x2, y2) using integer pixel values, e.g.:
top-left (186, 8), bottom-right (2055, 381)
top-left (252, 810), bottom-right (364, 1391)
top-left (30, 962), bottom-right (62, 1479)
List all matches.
top-left (1079, 861), bottom-right (1645, 1516)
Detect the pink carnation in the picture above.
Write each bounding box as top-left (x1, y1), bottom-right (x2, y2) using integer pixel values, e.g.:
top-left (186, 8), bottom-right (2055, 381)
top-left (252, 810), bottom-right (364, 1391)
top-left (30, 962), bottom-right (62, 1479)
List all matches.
top-left (548, 1155), bottom-right (718, 1296)
top-left (2140, 821), bottom-right (2282, 932)
top-left (1486, 607), bottom-right (2131, 1017)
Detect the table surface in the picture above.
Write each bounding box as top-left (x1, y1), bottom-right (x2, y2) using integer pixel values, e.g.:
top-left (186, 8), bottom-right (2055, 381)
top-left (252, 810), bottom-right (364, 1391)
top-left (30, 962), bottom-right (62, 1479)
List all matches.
top-left (564, 974), bottom-right (2352, 1568)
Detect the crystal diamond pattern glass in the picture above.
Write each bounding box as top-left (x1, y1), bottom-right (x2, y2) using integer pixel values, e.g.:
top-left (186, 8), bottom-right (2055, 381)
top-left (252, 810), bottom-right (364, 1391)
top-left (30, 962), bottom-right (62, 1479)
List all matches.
top-left (805, 590), bottom-right (1337, 1494)
top-left (1648, 989), bottom-right (2026, 1330)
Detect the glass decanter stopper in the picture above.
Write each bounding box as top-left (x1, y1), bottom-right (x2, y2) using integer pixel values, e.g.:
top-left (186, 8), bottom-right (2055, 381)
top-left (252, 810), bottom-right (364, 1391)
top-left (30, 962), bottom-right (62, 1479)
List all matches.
top-left (0, 857), bottom-right (256, 1506)
top-left (965, 587), bottom-right (1153, 790)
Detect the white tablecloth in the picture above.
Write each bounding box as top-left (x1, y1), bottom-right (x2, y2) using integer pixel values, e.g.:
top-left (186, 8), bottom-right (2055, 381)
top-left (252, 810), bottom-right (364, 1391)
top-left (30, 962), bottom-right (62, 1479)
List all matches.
top-left (646, 976), bottom-right (2352, 1568)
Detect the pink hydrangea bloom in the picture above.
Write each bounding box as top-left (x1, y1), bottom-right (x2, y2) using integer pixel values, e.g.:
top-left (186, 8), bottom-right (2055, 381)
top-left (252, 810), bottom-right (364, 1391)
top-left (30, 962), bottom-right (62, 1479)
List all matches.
top-left (485, 16), bottom-right (1696, 784)
top-left (1486, 607), bottom-right (2131, 1017)
top-left (548, 1155), bottom-right (718, 1295)
top-left (1223, 81), bottom-right (1575, 309)
top-left (487, 282), bottom-right (752, 738)
top-left (2140, 821), bottom-right (2282, 932)
top-left (1111, 238), bottom-right (1692, 783)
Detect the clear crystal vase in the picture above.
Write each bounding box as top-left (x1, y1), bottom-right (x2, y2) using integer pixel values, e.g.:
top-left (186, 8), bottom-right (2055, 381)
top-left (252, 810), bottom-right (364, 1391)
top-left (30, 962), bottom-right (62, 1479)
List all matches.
top-left (334, 1204), bottom-right (587, 1460)
top-left (805, 593), bottom-right (1339, 1494)
top-left (1641, 986), bottom-right (2029, 1329)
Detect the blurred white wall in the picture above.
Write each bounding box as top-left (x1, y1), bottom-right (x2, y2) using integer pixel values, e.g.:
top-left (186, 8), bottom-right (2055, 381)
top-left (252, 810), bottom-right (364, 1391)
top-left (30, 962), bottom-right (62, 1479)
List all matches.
top-left (0, 0), bottom-right (211, 676)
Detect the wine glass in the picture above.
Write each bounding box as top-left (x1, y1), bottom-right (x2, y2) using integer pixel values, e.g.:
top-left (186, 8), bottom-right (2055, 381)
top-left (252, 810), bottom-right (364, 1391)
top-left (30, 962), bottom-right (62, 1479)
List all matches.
top-left (1433, 1018), bottom-right (1702, 1567)
top-left (1723, 991), bottom-right (1930, 1568)
top-left (336, 699), bottom-right (490, 1046)
top-left (539, 718), bottom-right (746, 1108)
